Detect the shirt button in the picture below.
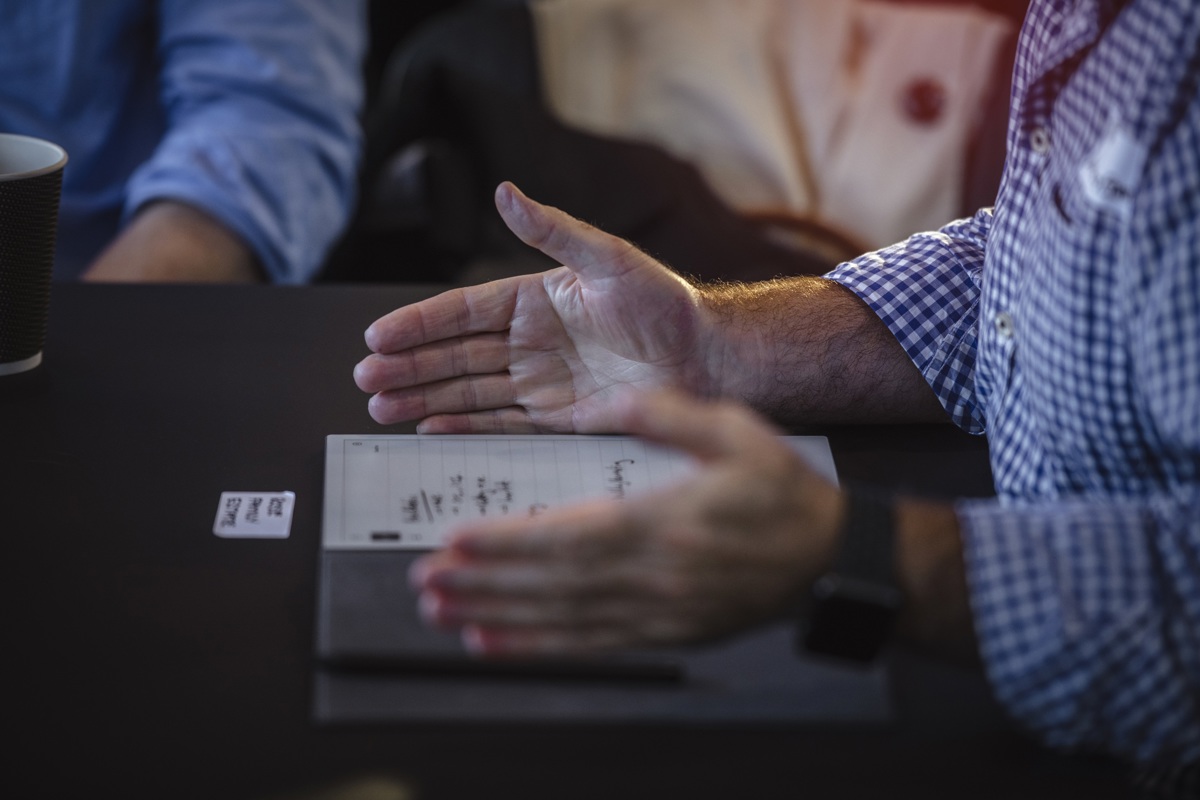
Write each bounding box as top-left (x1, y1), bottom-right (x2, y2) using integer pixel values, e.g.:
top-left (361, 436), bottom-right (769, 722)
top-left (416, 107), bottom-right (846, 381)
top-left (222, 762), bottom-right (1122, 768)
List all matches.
top-left (994, 312), bottom-right (1015, 339)
top-left (1030, 127), bottom-right (1051, 154)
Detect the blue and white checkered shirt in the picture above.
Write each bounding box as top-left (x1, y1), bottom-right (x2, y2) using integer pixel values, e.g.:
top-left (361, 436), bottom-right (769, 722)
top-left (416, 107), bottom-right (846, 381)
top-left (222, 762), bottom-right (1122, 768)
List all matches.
top-left (827, 0), bottom-right (1199, 783)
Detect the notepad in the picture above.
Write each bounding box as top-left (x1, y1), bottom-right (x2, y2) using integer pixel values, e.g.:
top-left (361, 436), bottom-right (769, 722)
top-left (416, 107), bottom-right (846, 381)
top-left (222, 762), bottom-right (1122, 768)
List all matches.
top-left (321, 434), bottom-right (838, 551)
top-left (314, 433), bottom-right (891, 723)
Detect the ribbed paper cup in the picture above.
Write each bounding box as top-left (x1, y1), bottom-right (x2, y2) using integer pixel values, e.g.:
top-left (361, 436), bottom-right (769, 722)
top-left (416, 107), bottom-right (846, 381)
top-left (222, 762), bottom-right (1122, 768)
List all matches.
top-left (0, 133), bottom-right (67, 376)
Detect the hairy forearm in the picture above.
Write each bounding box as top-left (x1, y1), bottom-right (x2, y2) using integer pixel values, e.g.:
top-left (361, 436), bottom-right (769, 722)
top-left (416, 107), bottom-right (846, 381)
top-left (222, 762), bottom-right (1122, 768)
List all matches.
top-left (84, 201), bottom-right (263, 283)
top-left (696, 277), bottom-right (947, 426)
top-left (696, 279), bottom-right (976, 659)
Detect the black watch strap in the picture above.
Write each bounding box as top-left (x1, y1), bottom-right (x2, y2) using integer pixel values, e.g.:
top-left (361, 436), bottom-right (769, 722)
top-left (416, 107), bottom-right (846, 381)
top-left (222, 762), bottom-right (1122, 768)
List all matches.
top-left (801, 486), bottom-right (902, 663)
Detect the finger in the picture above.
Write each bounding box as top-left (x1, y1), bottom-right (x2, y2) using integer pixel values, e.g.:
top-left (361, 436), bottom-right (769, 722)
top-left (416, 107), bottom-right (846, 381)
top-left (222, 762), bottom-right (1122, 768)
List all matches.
top-left (415, 407), bottom-right (540, 434)
top-left (461, 615), bottom-right (711, 655)
top-left (419, 588), bottom-right (591, 628)
top-left (495, 181), bottom-right (647, 282)
top-left (353, 332), bottom-right (509, 394)
top-left (463, 624), bottom-right (633, 657)
top-left (418, 389), bottom-right (627, 436)
top-left (413, 554), bottom-right (650, 600)
top-left (612, 388), bottom-right (784, 464)
top-left (444, 498), bottom-right (640, 562)
top-left (364, 279), bottom-right (519, 354)
top-left (367, 374), bottom-right (516, 424)
top-left (418, 573), bottom-right (725, 651)
top-left (420, 590), bottom-right (651, 631)
top-left (410, 552), bottom-right (564, 596)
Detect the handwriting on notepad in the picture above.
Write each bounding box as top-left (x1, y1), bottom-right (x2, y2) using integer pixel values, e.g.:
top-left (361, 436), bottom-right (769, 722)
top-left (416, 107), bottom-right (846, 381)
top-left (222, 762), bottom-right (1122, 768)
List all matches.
top-left (398, 460), bottom-right (636, 523)
top-left (325, 434), bottom-right (833, 551)
top-left (399, 476), bottom-right (512, 521)
top-left (330, 436), bottom-right (702, 549)
top-left (607, 459), bottom-right (636, 500)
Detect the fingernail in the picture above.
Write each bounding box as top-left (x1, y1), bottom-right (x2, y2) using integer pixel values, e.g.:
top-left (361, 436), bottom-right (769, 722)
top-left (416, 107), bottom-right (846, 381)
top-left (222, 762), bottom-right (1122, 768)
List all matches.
top-left (462, 625), bottom-right (488, 655)
top-left (367, 394), bottom-right (388, 425)
top-left (495, 182), bottom-right (515, 213)
top-left (418, 564), bottom-right (466, 591)
top-left (407, 558), bottom-right (432, 590)
top-left (417, 590), bottom-right (438, 622)
top-left (352, 361), bottom-right (369, 389)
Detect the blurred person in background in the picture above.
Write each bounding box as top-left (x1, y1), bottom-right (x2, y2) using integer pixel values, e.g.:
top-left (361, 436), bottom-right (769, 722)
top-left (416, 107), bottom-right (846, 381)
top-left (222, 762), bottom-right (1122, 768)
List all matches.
top-left (335, 0), bottom-right (1025, 285)
top-left (0, 1), bottom-right (365, 283)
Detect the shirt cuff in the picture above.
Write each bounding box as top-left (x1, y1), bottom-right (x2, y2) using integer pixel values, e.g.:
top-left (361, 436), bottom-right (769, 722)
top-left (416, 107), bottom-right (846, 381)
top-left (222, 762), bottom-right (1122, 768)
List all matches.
top-left (825, 222), bottom-right (987, 433)
top-left (124, 133), bottom-right (355, 283)
top-left (957, 495), bottom-right (1200, 766)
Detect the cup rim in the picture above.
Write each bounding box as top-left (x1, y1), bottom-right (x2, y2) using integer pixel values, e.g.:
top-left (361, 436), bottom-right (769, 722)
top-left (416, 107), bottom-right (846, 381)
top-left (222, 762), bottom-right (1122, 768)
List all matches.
top-left (0, 133), bottom-right (68, 182)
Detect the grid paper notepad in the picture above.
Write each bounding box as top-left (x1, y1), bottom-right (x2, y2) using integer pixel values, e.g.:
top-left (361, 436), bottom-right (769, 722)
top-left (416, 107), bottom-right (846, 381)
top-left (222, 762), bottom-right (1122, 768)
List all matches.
top-left (322, 434), bottom-right (838, 550)
top-left (313, 433), bottom-right (892, 725)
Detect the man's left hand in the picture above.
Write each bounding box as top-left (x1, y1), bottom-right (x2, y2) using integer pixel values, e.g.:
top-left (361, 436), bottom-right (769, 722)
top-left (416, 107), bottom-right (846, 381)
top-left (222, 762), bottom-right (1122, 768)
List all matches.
top-left (409, 388), bottom-right (845, 656)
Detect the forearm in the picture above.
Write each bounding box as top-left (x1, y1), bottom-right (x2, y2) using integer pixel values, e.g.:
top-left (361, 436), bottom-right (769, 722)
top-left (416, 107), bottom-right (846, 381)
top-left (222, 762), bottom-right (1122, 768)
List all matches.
top-left (698, 276), bottom-right (977, 657)
top-left (84, 201), bottom-right (262, 283)
top-left (124, 0), bottom-right (364, 283)
top-left (696, 277), bottom-right (947, 425)
top-left (892, 497), bottom-right (978, 663)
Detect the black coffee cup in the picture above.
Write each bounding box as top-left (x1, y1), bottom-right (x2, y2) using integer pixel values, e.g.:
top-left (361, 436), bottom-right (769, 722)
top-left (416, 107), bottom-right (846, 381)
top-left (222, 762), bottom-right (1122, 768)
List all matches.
top-left (0, 133), bottom-right (68, 376)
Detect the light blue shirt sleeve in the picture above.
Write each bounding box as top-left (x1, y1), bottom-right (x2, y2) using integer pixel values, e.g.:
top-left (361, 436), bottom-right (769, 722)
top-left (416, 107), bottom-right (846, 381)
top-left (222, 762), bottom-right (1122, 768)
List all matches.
top-left (123, 0), bottom-right (365, 283)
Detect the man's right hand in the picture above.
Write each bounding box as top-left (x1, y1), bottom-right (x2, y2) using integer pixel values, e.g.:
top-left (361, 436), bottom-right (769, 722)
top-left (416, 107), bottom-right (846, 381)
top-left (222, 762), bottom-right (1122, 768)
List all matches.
top-left (354, 181), bottom-right (720, 433)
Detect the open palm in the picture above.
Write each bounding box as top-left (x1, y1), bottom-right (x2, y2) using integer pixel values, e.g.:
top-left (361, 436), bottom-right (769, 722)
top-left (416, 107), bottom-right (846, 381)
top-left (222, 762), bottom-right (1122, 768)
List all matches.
top-left (355, 182), bottom-right (714, 433)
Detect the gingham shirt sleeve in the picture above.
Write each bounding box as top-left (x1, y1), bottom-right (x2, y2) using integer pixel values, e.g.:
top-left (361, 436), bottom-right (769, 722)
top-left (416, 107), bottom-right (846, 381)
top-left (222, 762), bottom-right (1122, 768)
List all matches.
top-left (825, 209), bottom-right (991, 434)
top-left (957, 495), bottom-right (1200, 768)
top-left (830, 0), bottom-right (1200, 783)
top-left (956, 167), bottom-right (1200, 768)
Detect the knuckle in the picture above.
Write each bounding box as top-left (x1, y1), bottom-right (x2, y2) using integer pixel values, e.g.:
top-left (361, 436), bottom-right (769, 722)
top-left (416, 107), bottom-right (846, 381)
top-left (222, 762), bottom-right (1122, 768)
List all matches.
top-left (461, 376), bottom-right (479, 410)
top-left (452, 339), bottom-right (469, 375)
top-left (402, 349), bottom-right (421, 384)
top-left (529, 213), bottom-right (559, 253)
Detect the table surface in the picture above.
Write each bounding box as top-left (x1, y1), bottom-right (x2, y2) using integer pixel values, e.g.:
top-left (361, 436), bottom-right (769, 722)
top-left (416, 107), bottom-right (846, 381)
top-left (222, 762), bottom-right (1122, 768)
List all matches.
top-left (1, 284), bottom-right (1129, 799)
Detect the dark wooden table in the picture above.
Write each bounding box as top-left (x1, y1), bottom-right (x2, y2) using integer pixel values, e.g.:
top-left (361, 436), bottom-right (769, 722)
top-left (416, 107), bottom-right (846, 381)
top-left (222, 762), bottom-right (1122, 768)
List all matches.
top-left (0, 284), bottom-right (1128, 799)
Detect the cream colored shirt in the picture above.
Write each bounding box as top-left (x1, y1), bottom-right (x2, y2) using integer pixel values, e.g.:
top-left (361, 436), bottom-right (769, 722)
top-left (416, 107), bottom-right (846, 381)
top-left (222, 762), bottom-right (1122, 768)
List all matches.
top-left (532, 0), bottom-right (1013, 249)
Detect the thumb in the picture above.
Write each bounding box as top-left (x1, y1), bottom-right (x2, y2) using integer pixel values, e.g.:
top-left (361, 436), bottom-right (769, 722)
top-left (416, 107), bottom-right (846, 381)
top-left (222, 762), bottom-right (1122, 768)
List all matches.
top-left (494, 181), bottom-right (648, 282)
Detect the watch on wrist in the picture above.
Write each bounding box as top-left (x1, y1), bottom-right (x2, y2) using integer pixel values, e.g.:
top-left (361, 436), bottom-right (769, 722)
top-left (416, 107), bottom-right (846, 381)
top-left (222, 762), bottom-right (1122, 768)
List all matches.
top-left (801, 486), bottom-right (902, 663)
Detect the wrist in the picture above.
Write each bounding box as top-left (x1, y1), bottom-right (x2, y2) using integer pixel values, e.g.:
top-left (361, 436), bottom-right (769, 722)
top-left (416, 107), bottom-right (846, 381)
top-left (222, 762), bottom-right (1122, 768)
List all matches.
top-left (799, 488), bottom-right (978, 664)
top-left (801, 485), bottom-right (902, 663)
top-left (693, 277), bottom-right (856, 416)
top-left (86, 201), bottom-right (262, 283)
top-left (892, 498), bottom-right (977, 660)
top-left (693, 284), bottom-right (777, 402)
